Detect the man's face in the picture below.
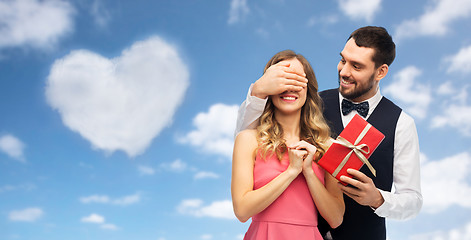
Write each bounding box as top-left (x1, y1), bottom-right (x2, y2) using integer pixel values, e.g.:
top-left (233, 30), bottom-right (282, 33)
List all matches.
top-left (337, 38), bottom-right (380, 102)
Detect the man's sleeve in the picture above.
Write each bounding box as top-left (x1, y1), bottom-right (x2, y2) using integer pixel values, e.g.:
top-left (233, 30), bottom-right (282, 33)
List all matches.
top-left (234, 84), bottom-right (268, 138)
top-left (374, 111), bottom-right (423, 220)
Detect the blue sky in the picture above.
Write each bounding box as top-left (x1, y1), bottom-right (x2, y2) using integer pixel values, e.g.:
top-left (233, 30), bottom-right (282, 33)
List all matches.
top-left (1, 0), bottom-right (471, 239)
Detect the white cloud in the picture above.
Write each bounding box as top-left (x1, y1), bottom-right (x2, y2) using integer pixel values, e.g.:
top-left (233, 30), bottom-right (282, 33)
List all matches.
top-left (167, 159), bottom-right (188, 172)
top-left (437, 81), bottom-right (456, 95)
top-left (0, 134), bottom-right (25, 162)
top-left (81, 213), bottom-right (105, 223)
top-left (159, 159), bottom-right (219, 179)
top-left (0, 183), bottom-right (35, 193)
top-left (395, 0), bottom-right (471, 40)
top-left (421, 152), bottom-right (471, 213)
top-left (228, 0), bottom-right (249, 24)
top-left (178, 199), bottom-right (203, 211)
top-left (410, 221), bottom-right (471, 240)
top-left (194, 171), bottom-right (219, 180)
top-left (159, 159), bottom-right (189, 173)
top-left (45, 36), bottom-right (189, 157)
top-left (79, 161), bottom-right (94, 169)
top-left (255, 28), bottom-right (270, 39)
top-left (434, 81), bottom-right (468, 102)
top-left (177, 199), bottom-right (235, 220)
top-left (112, 193), bottom-right (141, 206)
top-left (178, 104), bottom-right (238, 158)
top-left (201, 234), bottom-right (213, 240)
top-left (431, 84), bottom-right (471, 136)
top-left (431, 104), bottom-right (471, 136)
top-left (80, 193), bottom-right (141, 206)
top-left (445, 45), bottom-right (471, 74)
top-left (383, 66), bottom-right (432, 120)
top-left (197, 200), bottom-right (235, 219)
top-left (337, 0), bottom-right (381, 22)
top-left (101, 223), bottom-right (119, 230)
top-left (307, 14), bottom-right (338, 27)
top-left (0, 185), bottom-right (16, 193)
top-left (0, 0), bottom-right (75, 49)
top-left (138, 165), bottom-right (155, 176)
top-left (80, 195), bottom-right (109, 204)
top-left (81, 213), bottom-right (118, 230)
top-left (9, 207), bottom-right (43, 222)
top-left (90, 0), bottom-right (111, 27)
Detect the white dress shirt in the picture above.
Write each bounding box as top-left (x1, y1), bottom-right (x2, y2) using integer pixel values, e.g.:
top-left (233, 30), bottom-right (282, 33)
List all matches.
top-left (234, 85), bottom-right (423, 220)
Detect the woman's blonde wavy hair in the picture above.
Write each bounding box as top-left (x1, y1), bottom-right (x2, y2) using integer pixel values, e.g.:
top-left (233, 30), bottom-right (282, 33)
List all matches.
top-left (256, 50), bottom-right (331, 162)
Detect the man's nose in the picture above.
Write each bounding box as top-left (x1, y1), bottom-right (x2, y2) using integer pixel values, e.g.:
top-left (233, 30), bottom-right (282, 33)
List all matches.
top-left (339, 64), bottom-right (351, 78)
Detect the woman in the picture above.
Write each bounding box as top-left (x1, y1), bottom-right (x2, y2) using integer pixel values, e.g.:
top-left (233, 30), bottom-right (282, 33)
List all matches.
top-left (231, 50), bottom-right (344, 239)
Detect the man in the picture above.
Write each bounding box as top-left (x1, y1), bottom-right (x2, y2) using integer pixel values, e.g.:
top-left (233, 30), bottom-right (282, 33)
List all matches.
top-left (234, 26), bottom-right (422, 240)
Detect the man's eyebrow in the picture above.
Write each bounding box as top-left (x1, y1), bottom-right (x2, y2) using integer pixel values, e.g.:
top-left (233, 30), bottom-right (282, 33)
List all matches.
top-left (339, 53), bottom-right (366, 67)
top-left (352, 60), bottom-right (366, 67)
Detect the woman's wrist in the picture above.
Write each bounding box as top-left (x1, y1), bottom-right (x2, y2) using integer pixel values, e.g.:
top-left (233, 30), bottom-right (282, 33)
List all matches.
top-left (302, 167), bottom-right (315, 178)
top-left (286, 166), bottom-right (302, 177)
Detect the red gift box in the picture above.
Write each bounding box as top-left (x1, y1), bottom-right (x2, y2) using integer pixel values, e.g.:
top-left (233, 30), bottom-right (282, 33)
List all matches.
top-left (318, 114), bottom-right (385, 185)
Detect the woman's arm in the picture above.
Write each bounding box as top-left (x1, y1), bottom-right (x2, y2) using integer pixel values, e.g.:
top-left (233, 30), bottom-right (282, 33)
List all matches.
top-left (315, 171), bottom-right (345, 228)
top-left (231, 130), bottom-right (303, 223)
top-left (290, 140), bottom-right (345, 228)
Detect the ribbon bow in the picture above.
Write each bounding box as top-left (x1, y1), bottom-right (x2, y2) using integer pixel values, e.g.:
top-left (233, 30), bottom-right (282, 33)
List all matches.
top-left (332, 123), bottom-right (376, 177)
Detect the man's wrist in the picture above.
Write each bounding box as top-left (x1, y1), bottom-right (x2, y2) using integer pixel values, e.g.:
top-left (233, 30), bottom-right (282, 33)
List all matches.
top-left (251, 81), bottom-right (268, 99)
top-left (371, 190), bottom-right (385, 209)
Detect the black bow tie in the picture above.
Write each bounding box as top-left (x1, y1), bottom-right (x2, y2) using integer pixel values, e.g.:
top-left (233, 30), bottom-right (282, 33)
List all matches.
top-left (341, 99), bottom-right (369, 118)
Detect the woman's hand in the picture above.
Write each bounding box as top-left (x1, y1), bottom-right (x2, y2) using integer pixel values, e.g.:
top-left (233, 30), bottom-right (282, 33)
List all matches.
top-left (288, 141), bottom-right (317, 175)
top-left (290, 140), bottom-right (345, 228)
top-left (287, 147), bottom-right (307, 176)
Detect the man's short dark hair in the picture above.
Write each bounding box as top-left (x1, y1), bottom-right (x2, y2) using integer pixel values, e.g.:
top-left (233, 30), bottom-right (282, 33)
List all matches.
top-left (348, 26), bottom-right (396, 68)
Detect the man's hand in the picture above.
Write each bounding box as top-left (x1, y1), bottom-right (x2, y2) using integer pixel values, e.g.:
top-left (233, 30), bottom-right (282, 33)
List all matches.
top-left (338, 169), bottom-right (384, 209)
top-left (251, 61), bottom-right (308, 99)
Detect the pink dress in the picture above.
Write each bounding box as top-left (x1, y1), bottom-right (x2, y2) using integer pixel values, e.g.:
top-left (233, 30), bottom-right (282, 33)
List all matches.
top-left (244, 152), bottom-right (325, 240)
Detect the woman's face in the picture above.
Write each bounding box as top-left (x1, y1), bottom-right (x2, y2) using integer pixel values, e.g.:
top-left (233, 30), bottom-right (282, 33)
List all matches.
top-left (270, 58), bottom-right (308, 115)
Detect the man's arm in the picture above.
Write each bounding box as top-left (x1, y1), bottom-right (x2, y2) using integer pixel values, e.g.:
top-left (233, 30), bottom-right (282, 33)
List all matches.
top-left (234, 85), bottom-right (268, 137)
top-left (337, 111), bottom-right (422, 220)
top-left (234, 61), bottom-right (308, 137)
top-left (374, 112), bottom-right (423, 220)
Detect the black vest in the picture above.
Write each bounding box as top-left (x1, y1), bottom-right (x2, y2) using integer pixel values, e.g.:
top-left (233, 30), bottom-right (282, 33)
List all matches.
top-left (318, 89), bottom-right (402, 240)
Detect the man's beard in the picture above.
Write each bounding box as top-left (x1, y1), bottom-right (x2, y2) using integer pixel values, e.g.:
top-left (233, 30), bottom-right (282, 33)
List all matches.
top-left (338, 73), bottom-right (375, 101)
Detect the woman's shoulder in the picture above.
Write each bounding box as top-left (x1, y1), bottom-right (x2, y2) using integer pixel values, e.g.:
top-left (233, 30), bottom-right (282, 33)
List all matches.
top-left (234, 129), bottom-right (258, 149)
top-left (233, 129), bottom-right (258, 159)
top-left (235, 129), bottom-right (257, 141)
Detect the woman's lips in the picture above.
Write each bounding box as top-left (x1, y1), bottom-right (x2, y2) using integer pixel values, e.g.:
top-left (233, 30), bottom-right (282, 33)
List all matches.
top-left (280, 94), bottom-right (298, 102)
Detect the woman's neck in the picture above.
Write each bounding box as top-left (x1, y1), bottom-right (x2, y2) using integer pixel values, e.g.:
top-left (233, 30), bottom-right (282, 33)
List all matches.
top-left (274, 110), bottom-right (301, 143)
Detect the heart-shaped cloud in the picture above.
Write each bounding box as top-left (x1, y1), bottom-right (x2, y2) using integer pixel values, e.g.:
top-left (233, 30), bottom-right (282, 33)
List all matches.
top-left (46, 36), bottom-right (189, 157)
